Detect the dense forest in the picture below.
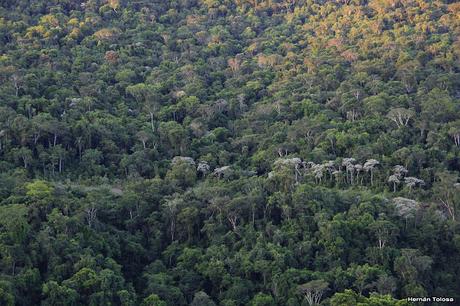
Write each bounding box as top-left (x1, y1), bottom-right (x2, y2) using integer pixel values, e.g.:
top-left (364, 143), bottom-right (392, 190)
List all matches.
top-left (0, 0), bottom-right (460, 305)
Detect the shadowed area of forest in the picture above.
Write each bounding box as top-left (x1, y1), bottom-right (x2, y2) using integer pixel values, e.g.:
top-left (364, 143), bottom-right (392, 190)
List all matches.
top-left (0, 0), bottom-right (460, 305)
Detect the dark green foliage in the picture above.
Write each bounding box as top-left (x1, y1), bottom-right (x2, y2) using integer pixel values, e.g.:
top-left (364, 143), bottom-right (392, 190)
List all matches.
top-left (0, 0), bottom-right (459, 305)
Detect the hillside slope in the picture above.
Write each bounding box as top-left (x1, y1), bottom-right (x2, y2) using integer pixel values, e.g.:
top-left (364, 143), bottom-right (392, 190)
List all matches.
top-left (0, 0), bottom-right (459, 305)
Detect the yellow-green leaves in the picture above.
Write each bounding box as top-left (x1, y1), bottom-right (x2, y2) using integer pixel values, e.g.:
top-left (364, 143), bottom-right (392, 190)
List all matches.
top-left (25, 180), bottom-right (53, 199)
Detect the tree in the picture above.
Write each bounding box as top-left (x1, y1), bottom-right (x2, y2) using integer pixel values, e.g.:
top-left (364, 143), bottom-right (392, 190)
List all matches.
top-left (330, 290), bottom-right (410, 306)
top-left (342, 158), bottom-right (356, 185)
top-left (0, 204), bottom-right (29, 244)
top-left (141, 294), bottom-right (167, 306)
top-left (137, 130), bottom-right (150, 149)
top-left (369, 220), bottom-right (398, 250)
top-left (159, 121), bottom-right (186, 155)
top-left (329, 289), bottom-right (361, 306)
top-left (0, 204), bottom-right (29, 275)
top-left (392, 197), bottom-right (420, 228)
top-left (447, 121), bottom-right (460, 146)
top-left (126, 84), bottom-right (160, 133)
top-left (393, 165), bottom-right (408, 178)
top-left (94, 28), bottom-right (120, 42)
top-left (0, 0), bottom-right (460, 304)
top-left (388, 165), bottom-right (408, 192)
top-left (394, 249), bottom-right (432, 295)
top-left (387, 108), bottom-right (415, 128)
top-left (166, 157), bottom-right (197, 188)
top-left (404, 177), bottom-right (424, 192)
top-left (363, 159), bottom-right (379, 186)
top-left (419, 89), bottom-right (456, 133)
top-left (11, 70), bottom-right (23, 97)
top-left (42, 281), bottom-right (78, 306)
top-left (11, 147), bottom-right (32, 169)
top-left (108, 0), bottom-right (120, 12)
top-left (0, 281), bottom-right (14, 306)
top-left (191, 291), bottom-right (216, 306)
top-left (50, 145), bottom-right (66, 174)
top-left (354, 163), bottom-right (363, 185)
top-left (432, 171), bottom-right (459, 221)
top-left (249, 293), bottom-right (275, 306)
top-left (197, 161), bottom-right (210, 177)
top-left (177, 206), bottom-right (200, 242)
top-left (213, 166), bottom-right (233, 180)
top-left (228, 57), bottom-right (241, 73)
top-left (273, 158), bottom-right (303, 185)
top-left (30, 112), bottom-right (53, 145)
top-left (388, 175), bottom-right (400, 192)
top-left (297, 280), bottom-right (328, 306)
top-left (349, 264), bottom-right (381, 295)
top-left (162, 196), bottom-right (182, 242)
top-left (25, 180), bottom-right (53, 199)
top-left (81, 149), bottom-right (104, 177)
top-left (375, 275), bottom-right (397, 295)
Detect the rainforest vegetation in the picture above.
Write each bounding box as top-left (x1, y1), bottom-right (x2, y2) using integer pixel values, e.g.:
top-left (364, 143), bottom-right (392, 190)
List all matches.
top-left (0, 0), bottom-right (460, 305)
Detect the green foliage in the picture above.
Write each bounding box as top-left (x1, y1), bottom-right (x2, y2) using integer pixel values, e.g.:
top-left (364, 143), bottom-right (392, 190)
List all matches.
top-left (0, 204), bottom-right (29, 244)
top-left (0, 0), bottom-right (459, 305)
top-left (0, 281), bottom-right (14, 306)
top-left (42, 281), bottom-right (78, 306)
top-left (329, 290), bottom-right (410, 306)
top-left (191, 291), bottom-right (216, 306)
top-left (249, 293), bottom-right (275, 306)
top-left (25, 180), bottom-right (53, 199)
top-left (141, 294), bottom-right (167, 306)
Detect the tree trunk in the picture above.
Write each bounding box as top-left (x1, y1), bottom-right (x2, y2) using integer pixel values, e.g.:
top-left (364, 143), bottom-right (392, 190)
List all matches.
top-left (33, 132), bottom-right (40, 144)
top-left (149, 112), bottom-right (155, 133)
top-left (170, 221), bottom-right (175, 241)
top-left (440, 199), bottom-right (455, 221)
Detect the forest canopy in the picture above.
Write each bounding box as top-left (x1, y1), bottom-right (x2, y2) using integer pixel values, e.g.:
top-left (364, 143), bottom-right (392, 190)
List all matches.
top-left (0, 0), bottom-right (460, 305)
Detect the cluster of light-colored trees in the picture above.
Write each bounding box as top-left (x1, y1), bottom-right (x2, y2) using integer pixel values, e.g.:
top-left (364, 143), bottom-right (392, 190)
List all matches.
top-left (387, 165), bottom-right (425, 192)
top-left (170, 155), bottom-right (428, 194)
top-left (170, 156), bottom-right (233, 179)
top-left (269, 157), bottom-right (425, 192)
